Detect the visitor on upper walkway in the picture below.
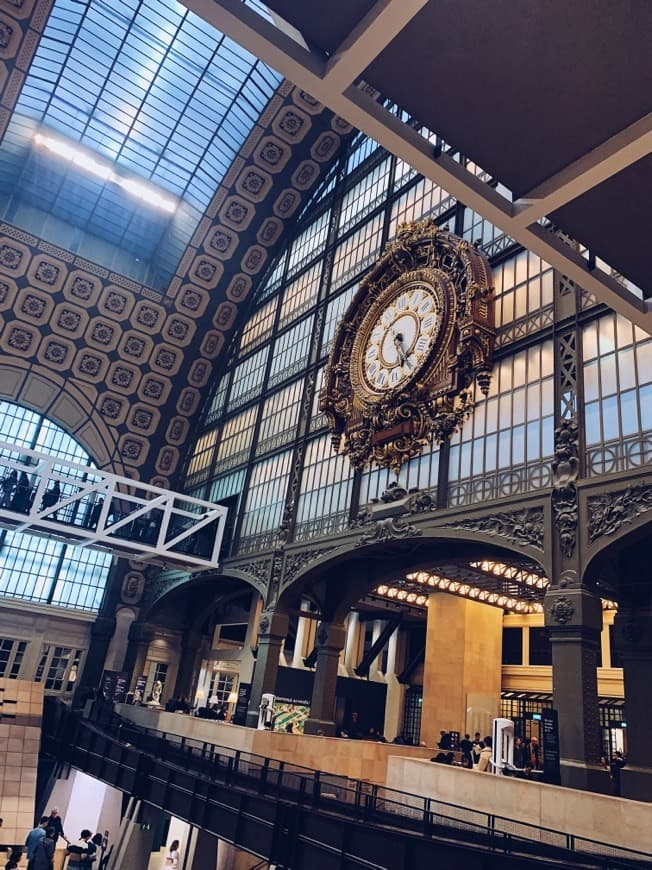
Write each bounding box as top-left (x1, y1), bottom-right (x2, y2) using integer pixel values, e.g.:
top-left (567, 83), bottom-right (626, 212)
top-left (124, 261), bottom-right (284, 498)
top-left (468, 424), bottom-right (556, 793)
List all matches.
top-left (529, 735), bottom-right (541, 769)
top-left (459, 733), bottom-right (473, 767)
top-left (25, 816), bottom-right (49, 864)
top-left (472, 732), bottom-right (482, 764)
top-left (478, 737), bottom-right (493, 772)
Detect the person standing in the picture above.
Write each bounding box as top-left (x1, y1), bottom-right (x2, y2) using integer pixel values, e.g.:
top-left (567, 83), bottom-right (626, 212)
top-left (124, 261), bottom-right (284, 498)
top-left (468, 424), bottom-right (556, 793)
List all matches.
top-left (66, 829), bottom-right (92, 869)
top-left (25, 817), bottom-right (49, 867)
top-left (459, 733), bottom-right (473, 767)
top-left (530, 735), bottom-right (541, 769)
top-left (31, 827), bottom-right (55, 870)
top-left (45, 807), bottom-right (67, 847)
top-left (471, 732), bottom-right (483, 765)
top-left (478, 737), bottom-right (493, 772)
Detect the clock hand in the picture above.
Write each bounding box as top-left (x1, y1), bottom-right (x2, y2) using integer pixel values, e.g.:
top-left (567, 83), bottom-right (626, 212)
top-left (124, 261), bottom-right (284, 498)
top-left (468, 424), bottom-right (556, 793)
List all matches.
top-left (391, 328), bottom-right (407, 365)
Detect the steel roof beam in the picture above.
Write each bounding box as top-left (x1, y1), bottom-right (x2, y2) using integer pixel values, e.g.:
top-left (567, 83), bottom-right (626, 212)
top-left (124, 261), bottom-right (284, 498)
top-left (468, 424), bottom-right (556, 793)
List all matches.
top-left (183, 0), bottom-right (652, 331)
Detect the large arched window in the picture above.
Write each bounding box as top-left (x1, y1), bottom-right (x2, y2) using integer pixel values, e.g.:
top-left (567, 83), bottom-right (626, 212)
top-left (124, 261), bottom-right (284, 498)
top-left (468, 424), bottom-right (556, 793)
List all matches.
top-left (0, 402), bottom-right (112, 611)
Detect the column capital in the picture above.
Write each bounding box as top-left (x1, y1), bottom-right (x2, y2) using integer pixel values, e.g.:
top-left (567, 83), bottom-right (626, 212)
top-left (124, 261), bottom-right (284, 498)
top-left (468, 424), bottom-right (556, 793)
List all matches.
top-left (544, 587), bottom-right (602, 637)
top-left (613, 606), bottom-right (652, 662)
top-left (90, 615), bottom-right (116, 639)
top-left (128, 622), bottom-right (156, 645)
top-left (257, 608), bottom-right (289, 640)
top-left (315, 621), bottom-right (346, 652)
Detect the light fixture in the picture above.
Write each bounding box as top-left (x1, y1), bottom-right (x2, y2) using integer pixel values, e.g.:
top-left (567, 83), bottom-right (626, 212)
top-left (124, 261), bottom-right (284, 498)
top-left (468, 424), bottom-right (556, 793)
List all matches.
top-left (34, 132), bottom-right (177, 213)
top-left (228, 691), bottom-right (239, 704)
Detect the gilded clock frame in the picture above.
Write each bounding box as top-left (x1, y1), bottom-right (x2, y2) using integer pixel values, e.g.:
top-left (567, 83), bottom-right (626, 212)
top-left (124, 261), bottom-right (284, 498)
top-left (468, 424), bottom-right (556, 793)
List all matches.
top-left (321, 219), bottom-right (495, 473)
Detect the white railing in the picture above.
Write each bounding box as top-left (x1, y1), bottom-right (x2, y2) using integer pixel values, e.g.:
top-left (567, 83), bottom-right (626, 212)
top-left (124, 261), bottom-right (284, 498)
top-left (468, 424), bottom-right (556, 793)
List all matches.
top-left (0, 440), bottom-right (227, 571)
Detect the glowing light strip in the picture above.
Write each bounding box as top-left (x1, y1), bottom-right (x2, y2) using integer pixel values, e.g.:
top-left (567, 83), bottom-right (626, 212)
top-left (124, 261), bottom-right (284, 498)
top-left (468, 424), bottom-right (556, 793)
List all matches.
top-left (377, 566), bottom-right (619, 614)
top-left (33, 133), bottom-right (177, 213)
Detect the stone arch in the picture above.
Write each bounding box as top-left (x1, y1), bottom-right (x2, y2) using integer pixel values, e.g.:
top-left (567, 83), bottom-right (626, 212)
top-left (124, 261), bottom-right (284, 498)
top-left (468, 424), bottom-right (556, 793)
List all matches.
top-left (277, 525), bottom-right (550, 623)
top-left (582, 482), bottom-right (652, 594)
top-left (583, 511), bottom-right (652, 603)
top-left (0, 360), bottom-right (124, 474)
top-left (141, 569), bottom-right (267, 626)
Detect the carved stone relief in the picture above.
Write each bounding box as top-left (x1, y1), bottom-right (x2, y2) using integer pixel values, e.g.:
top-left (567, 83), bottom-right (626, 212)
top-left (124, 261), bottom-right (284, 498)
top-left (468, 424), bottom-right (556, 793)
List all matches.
top-left (551, 419), bottom-right (579, 558)
top-left (440, 506), bottom-right (544, 551)
top-left (587, 484), bottom-right (652, 543)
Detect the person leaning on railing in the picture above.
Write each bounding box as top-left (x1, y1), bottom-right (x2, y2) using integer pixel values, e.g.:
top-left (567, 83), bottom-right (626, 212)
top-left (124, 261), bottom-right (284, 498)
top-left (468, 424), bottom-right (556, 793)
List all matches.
top-left (66, 830), bottom-right (93, 868)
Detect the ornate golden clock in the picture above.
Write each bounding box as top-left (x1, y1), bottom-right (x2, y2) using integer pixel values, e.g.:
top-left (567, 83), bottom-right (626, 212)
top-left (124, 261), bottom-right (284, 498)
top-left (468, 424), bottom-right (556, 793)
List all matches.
top-left (321, 219), bottom-right (495, 473)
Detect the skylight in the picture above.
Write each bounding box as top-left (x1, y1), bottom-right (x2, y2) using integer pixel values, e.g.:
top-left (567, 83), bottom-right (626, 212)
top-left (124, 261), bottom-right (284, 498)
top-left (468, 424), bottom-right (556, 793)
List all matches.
top-left (0, 0), bottom-right (281, 289)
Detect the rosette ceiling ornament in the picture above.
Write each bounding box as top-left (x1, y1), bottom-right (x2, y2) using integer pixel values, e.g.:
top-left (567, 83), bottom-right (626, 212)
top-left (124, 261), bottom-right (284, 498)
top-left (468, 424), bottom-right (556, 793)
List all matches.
top-left (321, 219), bottom-right (495, 474)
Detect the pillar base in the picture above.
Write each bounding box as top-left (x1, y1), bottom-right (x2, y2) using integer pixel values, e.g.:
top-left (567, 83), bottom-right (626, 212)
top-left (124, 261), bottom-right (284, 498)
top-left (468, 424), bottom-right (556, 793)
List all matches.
top-left (303, 717), bottom-right (336, 737)
top-left (620, 765), bottom-right (652, 802)
top-left (245, 709), bottom-right (259, 729)
top-left (560, 760), bottom-right (611, 794)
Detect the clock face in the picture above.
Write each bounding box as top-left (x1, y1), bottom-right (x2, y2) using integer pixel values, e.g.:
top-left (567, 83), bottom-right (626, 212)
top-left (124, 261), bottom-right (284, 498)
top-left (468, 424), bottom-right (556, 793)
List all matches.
top-left (361, 282), bottom-right (440, 393)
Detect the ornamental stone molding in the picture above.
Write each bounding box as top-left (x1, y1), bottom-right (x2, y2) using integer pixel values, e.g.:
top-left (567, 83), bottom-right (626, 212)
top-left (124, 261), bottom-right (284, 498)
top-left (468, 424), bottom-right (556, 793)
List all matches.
top-left (440, 506), bottom-right (545, 552)
top-left (283, 547), bottom-right (339, 586)
top-left (587, 483), bottom-right (652, 543)
top-left (233, 559), bottom-right (272, 591)
top-left (551, 419), bottom-right (579, 558)
top-left (356, 516), bottom-right (422, 547)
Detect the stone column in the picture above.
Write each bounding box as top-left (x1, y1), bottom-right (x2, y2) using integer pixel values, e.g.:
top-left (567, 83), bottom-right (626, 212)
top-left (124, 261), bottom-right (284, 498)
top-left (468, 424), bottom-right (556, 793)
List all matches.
top-left (303, 622), bottom-right (347, 736)
top-left (343, 610), bottom-right (360, 674)
top-left (245, 610), bottom-right (288, 728)
top-left (74, 615), bottom-right (116, 701)
top-left (122, 623), bottom-right (154, 691)
top-left (369, 619), bottom-right (384, 679)
top-left (422, 594), bottom-right (502, 746)
top-left (103, 606), bottom-right (137, 672)
top-left (545, 586), bottom-right (606, 792)
top-left (183, 826), bottom-right (219, 869)
top-left (383, 626), bottom-right (406, 742)
top-left (613, 606), bottom-right (652, 801)
top-left (107, 799), bottom-right (158, 870)
top-left (292, 599), bottom-right (310, 668)
top-left (173, 629), bottom-right (203, 699)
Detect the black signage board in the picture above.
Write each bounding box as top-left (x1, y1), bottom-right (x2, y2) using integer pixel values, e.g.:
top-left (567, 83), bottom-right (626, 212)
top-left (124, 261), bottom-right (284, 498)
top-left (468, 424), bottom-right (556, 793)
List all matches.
top-left (113, 671), bottom-right (128, 703)
top-left (233, 682), bottom-right (251, 725)
top-left (100, 670), bottom-right (117, 701)
top-left (542, 707), bottom-right (561, 785)
top-left (100, 670), bottom-right (128, 703)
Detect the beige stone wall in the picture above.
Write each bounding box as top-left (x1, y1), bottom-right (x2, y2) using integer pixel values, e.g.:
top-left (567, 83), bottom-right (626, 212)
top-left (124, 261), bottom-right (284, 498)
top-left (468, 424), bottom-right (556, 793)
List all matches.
top-left (0, 679), bottom-right (44, 847)
top-left (422, 595), bottom-right (503, 745)
top-left (117, 704), bottom-right (434, 783)
top-left (385, 756), bottom-right (652, 856)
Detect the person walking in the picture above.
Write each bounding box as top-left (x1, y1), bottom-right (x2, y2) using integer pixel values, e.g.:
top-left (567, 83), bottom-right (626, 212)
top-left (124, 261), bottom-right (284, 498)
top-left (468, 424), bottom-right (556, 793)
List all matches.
top-left (25, 817), bottom-right (49, 867)
top-left (165, 839), bottom-right (180, 868)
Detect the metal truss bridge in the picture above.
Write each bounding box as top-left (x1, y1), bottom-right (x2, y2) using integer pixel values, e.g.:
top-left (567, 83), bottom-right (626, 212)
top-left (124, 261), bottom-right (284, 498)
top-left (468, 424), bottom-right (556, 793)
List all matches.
top-left (0, 440), bottom-right (227, 571)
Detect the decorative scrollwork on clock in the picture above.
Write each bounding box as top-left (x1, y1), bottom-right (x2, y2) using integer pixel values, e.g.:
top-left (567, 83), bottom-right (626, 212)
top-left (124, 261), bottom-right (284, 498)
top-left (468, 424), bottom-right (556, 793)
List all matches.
top-left (321, 219), bottom-right (495, 473)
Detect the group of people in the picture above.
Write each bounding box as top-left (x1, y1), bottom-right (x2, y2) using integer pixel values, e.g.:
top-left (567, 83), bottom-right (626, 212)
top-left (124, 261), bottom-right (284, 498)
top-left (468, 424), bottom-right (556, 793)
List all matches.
top-left (20, 808), bottom-right (105, 870)
top-left (430, 731), bottom-right (543, 776)
top-left (0, 469), bottom-right (64, 518)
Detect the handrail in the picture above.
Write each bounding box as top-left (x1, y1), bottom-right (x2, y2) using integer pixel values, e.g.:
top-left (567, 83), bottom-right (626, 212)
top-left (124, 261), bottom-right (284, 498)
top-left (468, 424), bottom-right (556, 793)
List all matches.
top-left (74, 702), bottom-right (650, 869)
